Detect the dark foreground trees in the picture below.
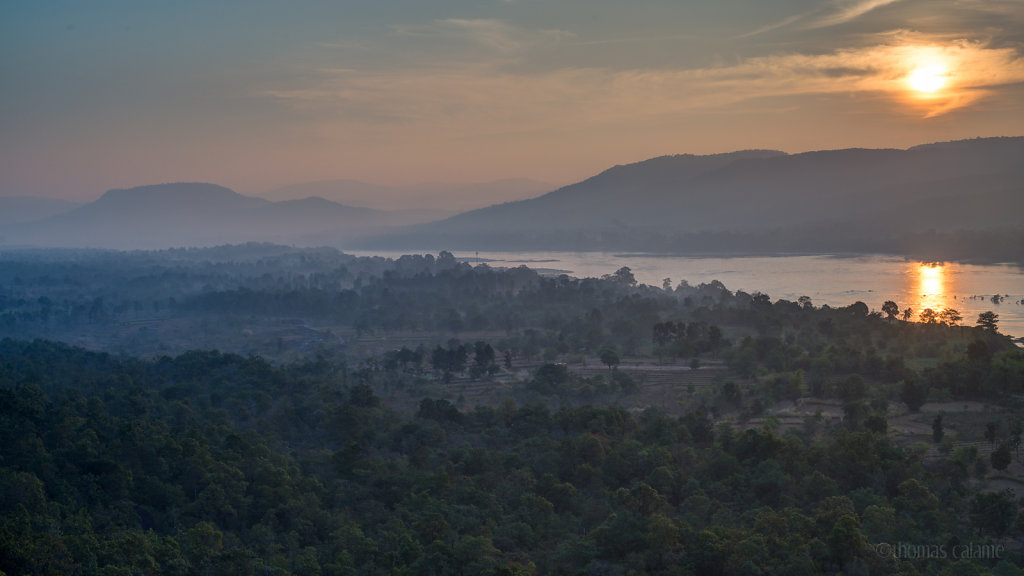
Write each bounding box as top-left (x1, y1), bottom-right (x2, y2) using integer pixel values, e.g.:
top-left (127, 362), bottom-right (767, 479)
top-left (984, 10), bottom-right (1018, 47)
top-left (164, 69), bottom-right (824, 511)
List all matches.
top-left (1, 338), bottom-right (1023, 575)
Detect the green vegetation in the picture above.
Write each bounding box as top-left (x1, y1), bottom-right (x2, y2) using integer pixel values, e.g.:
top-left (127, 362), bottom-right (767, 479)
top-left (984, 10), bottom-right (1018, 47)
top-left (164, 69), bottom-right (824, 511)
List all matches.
top-left (1, 245), bottom-right (1023, 575)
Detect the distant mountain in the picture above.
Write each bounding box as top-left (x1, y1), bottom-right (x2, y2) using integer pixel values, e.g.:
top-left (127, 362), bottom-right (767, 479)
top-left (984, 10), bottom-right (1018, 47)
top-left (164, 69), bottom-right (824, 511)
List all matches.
top-left (263, 179), bottom-right (395, 205)
top-left (218, 196), bottom-right (411, 246)
top-left (260, 178), bottom-right (556, 219)
top-left (0, 196), bottom-right (80, 226)
top-left (1, 183), bottom-right (403, 250)
top-left (405, 179), bottom-right (558, 213)
top-left (4, 138), bottom-right (1021, 261)
top-left (359, 137), bottom-right (1024, 262)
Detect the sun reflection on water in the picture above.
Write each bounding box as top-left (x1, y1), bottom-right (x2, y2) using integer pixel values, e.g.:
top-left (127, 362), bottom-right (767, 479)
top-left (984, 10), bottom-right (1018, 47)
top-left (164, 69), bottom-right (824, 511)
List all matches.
top-left (914, 261), bottom-right (953, 320)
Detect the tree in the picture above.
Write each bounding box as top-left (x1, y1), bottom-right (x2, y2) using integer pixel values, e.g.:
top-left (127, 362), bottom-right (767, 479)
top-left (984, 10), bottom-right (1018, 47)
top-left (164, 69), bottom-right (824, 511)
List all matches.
top-left (707, 325), bottom-right (723, 352)
top-left (970, 491), bottom-right (1017, 536)
top-left (991, 442), bottom-right (1011, 471)
top-left (985, 422), bottom-right (998, 447)
top-left (652, 322), bottom-right (676, 348)
top-left (598, 347), bottom-right (620, 371)
top-left (828, 514), bottom-right (866, 569)
top-left (605, 267), bottom-right (636, 286)
top-left (846, 301), bottom-right (869, 317)
top-left (395, 346), bottom-right (421, 371)
top-left (977, 311), bottom-right (999, 333)
top-left (473, 341), bottom-right (496, 369)
top-left (881, 301), bottom-right (899, 322)
top-left (900, 379), bottom-right (928, 412)
top-left (835, 374), bottom-right (867, 401)
top-left (932, 414), bottom-right (944, 443)
top-left (939, 308), bottom-right (962, 326)
top-left (432, 343), bottom-right (469, 380)
top-left (721, 380), bottom-right (741, 406)
top-left (533, 363), bottom-right (571, 394)
top-left (1011, 420), bottom-right (1023, 459)
top-left (183, 522), bottom-right (223, 575)
top-left (919, 308), bottom-right (938, 324)
top-left (902, 307), bottom-right (913, 322)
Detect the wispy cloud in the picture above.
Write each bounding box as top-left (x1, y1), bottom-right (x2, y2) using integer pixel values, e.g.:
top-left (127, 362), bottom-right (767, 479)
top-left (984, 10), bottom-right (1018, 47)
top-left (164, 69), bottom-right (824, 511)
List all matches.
top-left (805, 0), bottom-right (904, 29)
top-left (742, 0), bottom-right (903, 37)
top-left (266, 30), bottom-right (1024, 136)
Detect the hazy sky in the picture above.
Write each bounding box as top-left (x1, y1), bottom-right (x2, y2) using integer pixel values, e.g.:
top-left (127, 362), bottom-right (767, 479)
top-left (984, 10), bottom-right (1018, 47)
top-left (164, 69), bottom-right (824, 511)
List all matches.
top-left (3, 0), bottom-right (1023, 200)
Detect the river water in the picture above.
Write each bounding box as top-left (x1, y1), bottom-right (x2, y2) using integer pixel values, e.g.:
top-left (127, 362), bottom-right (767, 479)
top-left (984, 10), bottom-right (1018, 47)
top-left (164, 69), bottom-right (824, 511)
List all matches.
top-left (348, 251), bottom-right (1024, 339)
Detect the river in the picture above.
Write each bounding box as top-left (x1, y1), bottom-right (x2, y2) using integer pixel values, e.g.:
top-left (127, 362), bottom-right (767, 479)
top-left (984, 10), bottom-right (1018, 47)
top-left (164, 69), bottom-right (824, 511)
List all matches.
top-left (347, 251), bottom-right (1024, 339)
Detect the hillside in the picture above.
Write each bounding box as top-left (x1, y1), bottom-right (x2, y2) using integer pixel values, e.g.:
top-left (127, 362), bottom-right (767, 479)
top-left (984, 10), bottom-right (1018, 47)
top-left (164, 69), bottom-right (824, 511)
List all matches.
top-left (359, 137), bottom-right (1024, 261)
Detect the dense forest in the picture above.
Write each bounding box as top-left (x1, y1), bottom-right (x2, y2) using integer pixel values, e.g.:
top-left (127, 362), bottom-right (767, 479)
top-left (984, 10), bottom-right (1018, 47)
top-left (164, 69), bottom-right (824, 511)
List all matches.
top-left (2, 244), bottom-right (1024, 575)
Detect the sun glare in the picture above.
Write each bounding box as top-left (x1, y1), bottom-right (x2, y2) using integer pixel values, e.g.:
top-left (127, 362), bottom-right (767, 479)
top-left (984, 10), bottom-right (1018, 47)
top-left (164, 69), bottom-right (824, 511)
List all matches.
top-left (914, 262), bottom-right (952, 318)
top-left (907, 63), bottom-right (947, 94)
top-left (919, 263), bottom-right (943, 297)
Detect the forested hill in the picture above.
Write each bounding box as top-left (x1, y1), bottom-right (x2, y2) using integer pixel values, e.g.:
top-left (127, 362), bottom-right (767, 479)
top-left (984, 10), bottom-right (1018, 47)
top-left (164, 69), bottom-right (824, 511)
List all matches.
top-left (2, 245), bottom-right (1024, 574)
top-left (2, 328), bottom-right (1023, 575)
top-left (361, 137), bottom-right (1024, 262)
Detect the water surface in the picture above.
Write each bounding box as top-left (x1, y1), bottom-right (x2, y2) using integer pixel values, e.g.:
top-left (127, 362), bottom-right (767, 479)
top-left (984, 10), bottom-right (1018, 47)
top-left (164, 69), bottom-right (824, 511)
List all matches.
top-left (348, 250), bottom-right (1024, 338)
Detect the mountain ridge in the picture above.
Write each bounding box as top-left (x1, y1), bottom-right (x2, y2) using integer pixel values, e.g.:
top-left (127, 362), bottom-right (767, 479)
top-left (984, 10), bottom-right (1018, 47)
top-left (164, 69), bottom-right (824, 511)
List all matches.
top-left (357, 137), bottom-right (1024, 261)
top-left (1, 137), bottom-right (1022, 263)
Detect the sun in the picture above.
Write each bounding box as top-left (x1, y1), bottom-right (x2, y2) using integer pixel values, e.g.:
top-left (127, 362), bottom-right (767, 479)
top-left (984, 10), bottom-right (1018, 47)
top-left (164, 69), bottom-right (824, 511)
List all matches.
top-left (907, 64), bottom-right (947, 94)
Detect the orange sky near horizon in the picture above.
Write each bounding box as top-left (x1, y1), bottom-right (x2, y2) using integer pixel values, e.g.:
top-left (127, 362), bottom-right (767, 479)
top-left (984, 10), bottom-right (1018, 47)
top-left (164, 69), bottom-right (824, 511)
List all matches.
top-left (3, 1), bottom-right (1024, 200)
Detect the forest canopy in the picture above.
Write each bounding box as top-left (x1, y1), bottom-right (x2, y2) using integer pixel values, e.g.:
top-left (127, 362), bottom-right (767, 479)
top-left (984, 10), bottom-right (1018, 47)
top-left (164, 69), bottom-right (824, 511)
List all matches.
top-left (1, 244), bottom-right (1023, 575)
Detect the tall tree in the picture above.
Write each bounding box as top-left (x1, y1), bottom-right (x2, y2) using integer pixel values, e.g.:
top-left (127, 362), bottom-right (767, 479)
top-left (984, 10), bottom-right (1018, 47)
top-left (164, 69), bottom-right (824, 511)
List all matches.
top-left (977, 311), bottom-right (1000, 333)
top-left (919, 308), bottom-right (938, 324)
top-left (598, 347), bottom-right (621, 371)
top-left (881, 301), bottom-right (899, 322)
top-left (939, 308), bottom-right (962, 326)
top-left (900, 379), bottom-right (928, 412)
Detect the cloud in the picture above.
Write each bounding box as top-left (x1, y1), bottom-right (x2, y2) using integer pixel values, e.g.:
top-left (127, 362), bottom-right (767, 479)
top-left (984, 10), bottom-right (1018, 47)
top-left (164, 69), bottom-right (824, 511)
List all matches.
top-left (742, 0), bottom-right (903, 37)
top-left (391, 18), bottom-right (573, 55)
top-left (805, 0), bottom-right (904, 29)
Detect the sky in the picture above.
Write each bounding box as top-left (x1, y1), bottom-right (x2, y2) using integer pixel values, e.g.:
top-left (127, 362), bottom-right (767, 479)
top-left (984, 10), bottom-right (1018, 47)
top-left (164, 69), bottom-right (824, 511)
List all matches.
top-left (2, 0), bottom-right (1024, 201)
